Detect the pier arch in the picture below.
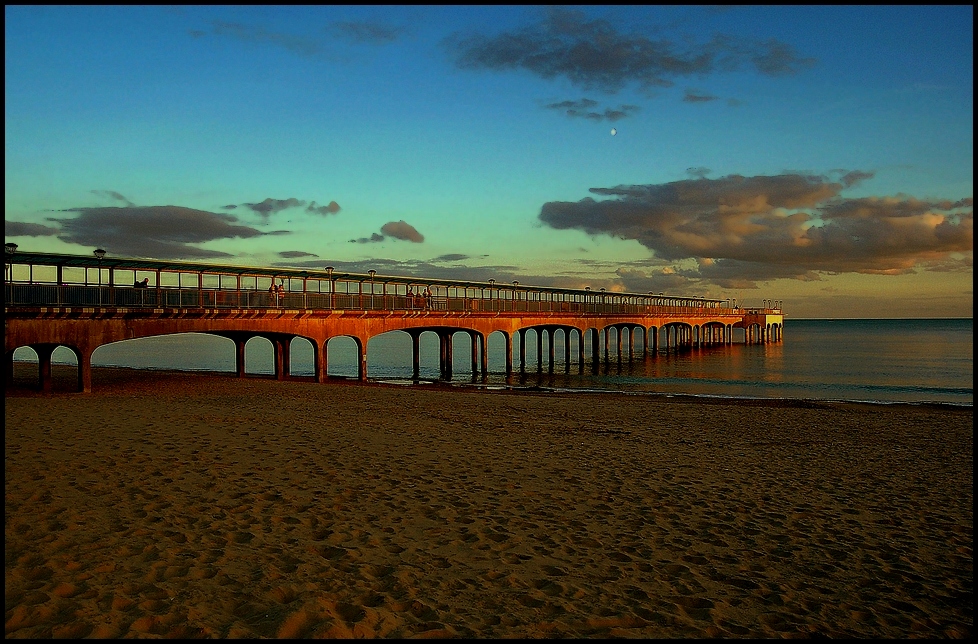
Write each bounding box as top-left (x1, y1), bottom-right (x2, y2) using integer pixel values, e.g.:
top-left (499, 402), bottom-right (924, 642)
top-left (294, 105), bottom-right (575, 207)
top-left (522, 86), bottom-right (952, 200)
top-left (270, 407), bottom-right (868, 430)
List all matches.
top-left (5, 250), bottom-right (784, 393)
top-left (323, 335), bottom-right (364, 380)
top-left (7, 344), bottom-right (85, 393)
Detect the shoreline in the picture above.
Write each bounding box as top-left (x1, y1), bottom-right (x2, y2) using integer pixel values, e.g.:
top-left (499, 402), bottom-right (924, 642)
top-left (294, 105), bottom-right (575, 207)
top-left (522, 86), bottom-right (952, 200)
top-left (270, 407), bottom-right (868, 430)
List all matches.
top-left (7, 362), bottom-right (973, 410)
top-left (6, 362), bottom-right (974, 638)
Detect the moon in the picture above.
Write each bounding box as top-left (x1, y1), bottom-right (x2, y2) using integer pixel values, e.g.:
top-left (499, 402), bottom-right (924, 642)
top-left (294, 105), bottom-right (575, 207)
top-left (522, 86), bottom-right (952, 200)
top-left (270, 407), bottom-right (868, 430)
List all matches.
top-left (610, 128), bottom-right (617, 136)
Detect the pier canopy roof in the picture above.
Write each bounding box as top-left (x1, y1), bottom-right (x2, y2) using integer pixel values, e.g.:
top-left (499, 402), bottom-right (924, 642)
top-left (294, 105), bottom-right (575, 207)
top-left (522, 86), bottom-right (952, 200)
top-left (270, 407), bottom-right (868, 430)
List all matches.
top-left (5, 249), bottom-right (725, 305)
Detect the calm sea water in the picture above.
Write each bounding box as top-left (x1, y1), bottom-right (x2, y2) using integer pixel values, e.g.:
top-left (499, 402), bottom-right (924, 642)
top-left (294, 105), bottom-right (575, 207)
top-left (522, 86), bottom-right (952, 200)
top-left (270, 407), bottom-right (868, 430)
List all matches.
top-left (24, 318), bottom-right (973, 406)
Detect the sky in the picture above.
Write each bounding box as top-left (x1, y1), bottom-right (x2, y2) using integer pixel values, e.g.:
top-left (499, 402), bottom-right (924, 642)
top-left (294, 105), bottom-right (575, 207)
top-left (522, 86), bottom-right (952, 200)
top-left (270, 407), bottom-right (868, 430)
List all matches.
top-left (4, 5), bottom-right (973, 318)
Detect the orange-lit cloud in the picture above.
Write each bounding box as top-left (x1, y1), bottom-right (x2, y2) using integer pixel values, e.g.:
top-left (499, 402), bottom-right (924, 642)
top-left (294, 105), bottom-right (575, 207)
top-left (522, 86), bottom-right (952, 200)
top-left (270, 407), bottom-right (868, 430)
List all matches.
top-left (381, 220), bottom-right (424, 243)
top-left (349, 220), bottom-right (425, 245)
top-left (539, 172), bottom-right (973, 288)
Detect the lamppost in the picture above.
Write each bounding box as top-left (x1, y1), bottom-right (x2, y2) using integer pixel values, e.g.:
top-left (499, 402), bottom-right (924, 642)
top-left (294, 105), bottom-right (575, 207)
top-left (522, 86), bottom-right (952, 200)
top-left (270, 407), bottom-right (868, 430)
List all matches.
top-left (94, 248), bottom-right (106, 305)
top-left (368, 270), bottom-right (376, 309)
top-left (94, 248), bottom-right (106, 283)
top-left (488, 278), bottom-right (495, 311)
top-left (325, 266), bottom-right (334, 309)
top-left (5, 243), bottom-right (17, 299)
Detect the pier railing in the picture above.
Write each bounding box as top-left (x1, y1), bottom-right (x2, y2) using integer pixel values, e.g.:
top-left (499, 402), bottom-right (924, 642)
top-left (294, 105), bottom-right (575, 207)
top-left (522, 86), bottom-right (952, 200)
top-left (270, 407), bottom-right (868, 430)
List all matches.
top-left (3, 250), bottom-right (783, 317)
top-left (4, 283), bottom-right (781, 317)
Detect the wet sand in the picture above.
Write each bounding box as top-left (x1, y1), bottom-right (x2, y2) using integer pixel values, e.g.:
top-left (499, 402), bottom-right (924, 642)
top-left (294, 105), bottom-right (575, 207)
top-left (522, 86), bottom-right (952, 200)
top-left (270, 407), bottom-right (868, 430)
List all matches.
top-left (5, 365), bottom-right (973, 638)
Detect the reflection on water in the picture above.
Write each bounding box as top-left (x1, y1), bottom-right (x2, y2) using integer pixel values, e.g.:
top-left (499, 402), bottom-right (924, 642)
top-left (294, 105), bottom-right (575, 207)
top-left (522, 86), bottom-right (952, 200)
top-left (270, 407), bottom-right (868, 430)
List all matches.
top-left (12, 319), bottom-right (973, 405)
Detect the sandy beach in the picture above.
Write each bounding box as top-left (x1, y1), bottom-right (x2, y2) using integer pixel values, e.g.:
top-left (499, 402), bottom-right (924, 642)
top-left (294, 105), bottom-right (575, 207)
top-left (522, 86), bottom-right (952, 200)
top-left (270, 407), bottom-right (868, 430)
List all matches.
top-left (5, 365), bottom-right (973, 638)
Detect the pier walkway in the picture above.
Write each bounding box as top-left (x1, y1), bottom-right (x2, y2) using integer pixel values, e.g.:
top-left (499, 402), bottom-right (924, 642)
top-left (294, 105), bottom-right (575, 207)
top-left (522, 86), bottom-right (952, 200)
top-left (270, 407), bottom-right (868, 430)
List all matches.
top-left (5, 250), bottom-right (783, 392)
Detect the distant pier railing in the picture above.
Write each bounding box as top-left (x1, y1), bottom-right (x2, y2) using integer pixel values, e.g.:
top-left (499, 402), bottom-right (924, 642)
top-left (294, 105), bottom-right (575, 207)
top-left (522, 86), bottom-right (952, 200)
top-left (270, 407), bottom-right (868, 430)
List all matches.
top-left (4, 283), bottom-right (781, 316)
top-left (3, 250), bottom-right (782, 316)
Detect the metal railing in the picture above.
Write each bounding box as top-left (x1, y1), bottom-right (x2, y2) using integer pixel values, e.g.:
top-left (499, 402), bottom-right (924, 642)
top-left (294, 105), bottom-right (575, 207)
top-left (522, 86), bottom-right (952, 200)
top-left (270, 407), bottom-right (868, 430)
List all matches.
top-left (4, 283), bottom-right (781, 316)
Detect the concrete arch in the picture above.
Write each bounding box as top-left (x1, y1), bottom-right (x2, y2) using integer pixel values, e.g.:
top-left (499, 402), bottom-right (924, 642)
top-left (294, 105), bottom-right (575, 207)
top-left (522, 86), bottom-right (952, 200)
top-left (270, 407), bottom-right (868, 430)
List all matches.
top-left (6, 343), bottom-right (87, 393)
top-left (362, 325), bottom-right (493, 381)
top-left (242, 335), bottom-right (276, 376)
top-left (697, 321), bottom-right (727, 346)
top-left (7, 292), bottom-right (783, 392)
top-left (514, 323), bottom-right (587, 374)
top-left (647, 325), bottom-right (659, 354)
top-left (486, 329), bottom-right (514, 377)
top-left (660, 321), bottom-right (695, 351)
top-left (605, 323), bottom-right (646, 360)
top-left (210, 330), bottom-right (319, 380)
top-left (323, 334), bottom-right (365, 380)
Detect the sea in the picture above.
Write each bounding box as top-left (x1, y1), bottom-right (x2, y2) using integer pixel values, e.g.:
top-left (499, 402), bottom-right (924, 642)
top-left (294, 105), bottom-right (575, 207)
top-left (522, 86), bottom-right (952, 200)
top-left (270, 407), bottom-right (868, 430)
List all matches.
top-left (20, 318), bottom-right (974, 407)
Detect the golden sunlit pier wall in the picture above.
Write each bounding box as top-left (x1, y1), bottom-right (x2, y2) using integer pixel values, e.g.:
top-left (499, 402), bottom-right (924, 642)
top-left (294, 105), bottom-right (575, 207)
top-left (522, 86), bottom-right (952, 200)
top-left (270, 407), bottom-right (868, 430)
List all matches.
top-left (5, 251), bottom-right (783, 393)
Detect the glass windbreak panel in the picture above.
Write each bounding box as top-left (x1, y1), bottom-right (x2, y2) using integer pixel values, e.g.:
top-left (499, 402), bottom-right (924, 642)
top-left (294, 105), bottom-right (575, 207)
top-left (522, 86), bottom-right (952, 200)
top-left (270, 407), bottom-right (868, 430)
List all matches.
top-left (60, 267), bottom-right (87, 284)
top-left (159, 272), bottom-right (181, 287)
top-left (133, 271), bottom-right (155, 285)
top-left (22, 265), bottom-right (58, 283)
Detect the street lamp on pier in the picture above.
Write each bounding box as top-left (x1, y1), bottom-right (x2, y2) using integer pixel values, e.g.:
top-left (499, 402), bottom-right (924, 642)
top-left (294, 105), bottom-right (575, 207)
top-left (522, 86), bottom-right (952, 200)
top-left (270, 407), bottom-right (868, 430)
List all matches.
top-left (4, 243), bottom-right (17, 297)
top-left (368, 270), bottom-right (376, 309)
top-left (5, 242), bottom-right (16, 283)
top-left (325, 266), bottom-right (334, 309)
top-left (94, 248), bottom-right (106, 284)
top-left (94, 248), bottom-right (106, 304)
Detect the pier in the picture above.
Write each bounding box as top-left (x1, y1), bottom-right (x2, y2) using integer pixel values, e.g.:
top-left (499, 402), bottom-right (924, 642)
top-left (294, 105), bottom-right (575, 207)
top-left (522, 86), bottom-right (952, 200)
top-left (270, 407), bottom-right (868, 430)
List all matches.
top-left (4, 249), bottom-right (783, 393)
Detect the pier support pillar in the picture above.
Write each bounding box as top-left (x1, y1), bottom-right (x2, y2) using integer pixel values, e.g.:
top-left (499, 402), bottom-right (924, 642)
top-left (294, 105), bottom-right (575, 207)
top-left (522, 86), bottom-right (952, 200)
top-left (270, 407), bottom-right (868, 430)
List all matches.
top-left (547, 328), bottom-right (555, 373)
top-left (31, 343), bottom-right (56, 393)
top-left (271, 336), bottom-right (289, 380)
top-left (591, 328), bottom-right (600, 373)
top-left (236, 338), bottom-right (247, 377)
top-left (578, 330), bottom-right (585, 374)
top-left (480, 332), bottom-right (488, 381)
top-left (518, 329), bottom-right (526, 373)
top-left (76, 347), bottom-right (92, 393)
top-left (409, 331), bottom-right (421, 379)
top-left (564, 329), bottom-right (571, 373)
top-left (537, 329), bottom-right (544, 373)
top-left (317, 339), bottom-right (328, 383)
top-left (438, 331), bottom-right (453, 380)
top-left (469, 331), bottom-right (479, 379)
top-left (358, 339), bottom-right (368, 381)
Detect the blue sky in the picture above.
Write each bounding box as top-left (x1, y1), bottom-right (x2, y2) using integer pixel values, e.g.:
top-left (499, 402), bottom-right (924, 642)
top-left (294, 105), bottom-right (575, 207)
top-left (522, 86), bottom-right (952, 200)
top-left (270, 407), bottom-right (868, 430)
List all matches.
top-left (4, 5), bottom-right (973, 318)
